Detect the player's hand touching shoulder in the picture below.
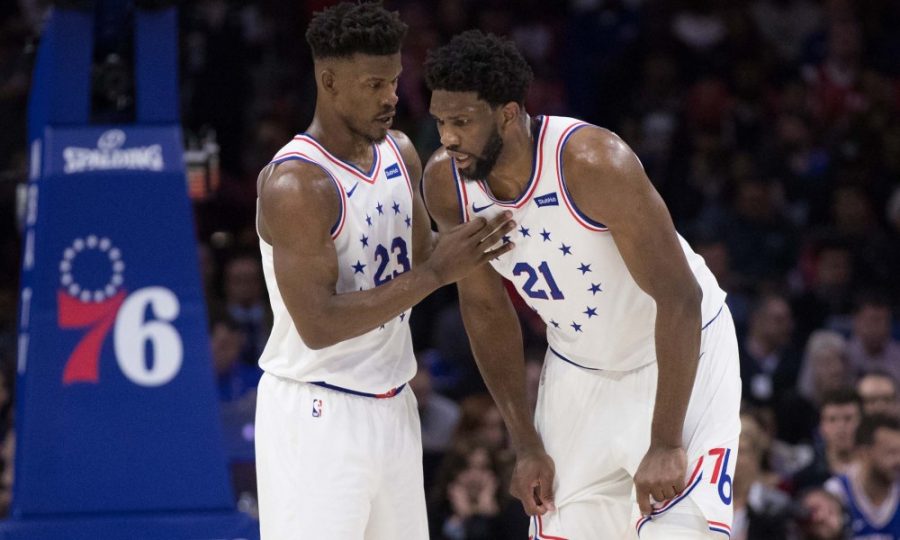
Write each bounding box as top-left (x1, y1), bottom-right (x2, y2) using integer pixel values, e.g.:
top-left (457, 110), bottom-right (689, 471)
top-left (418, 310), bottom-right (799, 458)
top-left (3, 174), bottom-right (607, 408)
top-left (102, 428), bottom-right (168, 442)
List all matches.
top-left (419, 150), bottom-right (517, 285)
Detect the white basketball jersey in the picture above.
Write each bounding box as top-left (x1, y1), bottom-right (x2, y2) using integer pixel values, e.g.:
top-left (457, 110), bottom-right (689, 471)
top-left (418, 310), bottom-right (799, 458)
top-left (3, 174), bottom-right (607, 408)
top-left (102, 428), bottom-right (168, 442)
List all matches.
top-left (257, 133), bottom-right (416, 394)
top-left (452, 116), bottom-right (726, 372)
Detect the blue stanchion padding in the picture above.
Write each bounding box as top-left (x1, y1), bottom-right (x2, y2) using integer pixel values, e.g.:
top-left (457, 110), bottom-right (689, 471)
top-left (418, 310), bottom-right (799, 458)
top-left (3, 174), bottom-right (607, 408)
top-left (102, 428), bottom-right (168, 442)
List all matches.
top-left (26, 8), bottom-right (93, 141)
top-left (5, 4), bottom-right (258, 539)
top-left (15, 125), bottom-right (233, 516)
top-left (135, 7), bottom-right (179, 124)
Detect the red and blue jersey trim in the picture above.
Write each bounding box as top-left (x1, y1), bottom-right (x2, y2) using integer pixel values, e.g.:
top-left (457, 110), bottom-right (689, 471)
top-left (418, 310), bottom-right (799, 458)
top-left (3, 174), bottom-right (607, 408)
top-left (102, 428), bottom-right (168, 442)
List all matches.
top-left (635, 456), bottom-right (705, 536)
top-left (269, 152), bottom-right (346, 239)
top-left (530, 514), bottom-right (569, 540)
top-left (452, 162), bottom-right (470, 223)
top-left (555, 122), bottom-right (609, 232)
top-left (293, 133), bottom-right (382, 184)
top-left (474, 115), bottom-right (549, 208)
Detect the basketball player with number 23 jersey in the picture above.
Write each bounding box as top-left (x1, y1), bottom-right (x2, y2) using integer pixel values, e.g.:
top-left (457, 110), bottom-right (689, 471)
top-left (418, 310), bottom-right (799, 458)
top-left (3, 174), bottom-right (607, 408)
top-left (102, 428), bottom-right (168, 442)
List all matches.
top-left (253, 6), bottom-right (515, 539)
top-left (423, 31), bottom-right (742, 539)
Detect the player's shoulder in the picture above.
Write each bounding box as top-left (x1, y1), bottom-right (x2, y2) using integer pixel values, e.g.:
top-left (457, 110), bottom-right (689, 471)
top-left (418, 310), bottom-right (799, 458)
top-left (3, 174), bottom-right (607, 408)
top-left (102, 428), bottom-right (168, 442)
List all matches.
top-left (421, 149), bottom-right (459, 224)
top-left (257, 159), bottom-right (340, 219)
top-left (386, 129), bottom-right (416, 160)
top-left (257, 158), bottom-right (340, 241)
top-left (259, 158), bottom-right (333, 195)
top-left (563, 124), bottom-right (635, 171)
top-left (387, 128), bottom-right (414, 150)
top-left (560, 123), bottom-right (645, 193)
top-left (423, 147), bottom-right (454, 181)
top-left (387, 129), bottom-right (423, 175)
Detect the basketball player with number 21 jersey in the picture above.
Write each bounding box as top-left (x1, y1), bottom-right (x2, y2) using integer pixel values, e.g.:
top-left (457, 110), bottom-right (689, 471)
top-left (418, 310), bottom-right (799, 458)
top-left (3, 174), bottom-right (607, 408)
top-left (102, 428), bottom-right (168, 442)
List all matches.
top-left (423, 31), bottom-right (742, 539)
top-left (253, 6), bottom-right (515, 540)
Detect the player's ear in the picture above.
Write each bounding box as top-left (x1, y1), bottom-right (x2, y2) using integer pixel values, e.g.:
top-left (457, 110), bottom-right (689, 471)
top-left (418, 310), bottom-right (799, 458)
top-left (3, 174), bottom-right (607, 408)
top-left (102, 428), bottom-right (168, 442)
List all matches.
top-left (500, 101), bottom-right (520, 130)
top-left (319, 65), bottom-right (338, 95)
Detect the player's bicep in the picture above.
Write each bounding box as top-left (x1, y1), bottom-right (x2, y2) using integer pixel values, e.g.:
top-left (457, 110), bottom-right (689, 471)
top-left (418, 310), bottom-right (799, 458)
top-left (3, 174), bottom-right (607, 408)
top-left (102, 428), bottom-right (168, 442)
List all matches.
top-left (608, 188), bottom-right (697, 302)
top-left (564, 129), bottom-right (697, 302)
top-left (259, 164), bottom-right (342, 333)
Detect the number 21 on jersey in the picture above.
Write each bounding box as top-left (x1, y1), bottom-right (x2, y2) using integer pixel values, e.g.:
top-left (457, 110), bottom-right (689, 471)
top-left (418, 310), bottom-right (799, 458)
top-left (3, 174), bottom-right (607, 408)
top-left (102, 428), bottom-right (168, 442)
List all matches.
top-left (513, 261), bottom-right (564, 300)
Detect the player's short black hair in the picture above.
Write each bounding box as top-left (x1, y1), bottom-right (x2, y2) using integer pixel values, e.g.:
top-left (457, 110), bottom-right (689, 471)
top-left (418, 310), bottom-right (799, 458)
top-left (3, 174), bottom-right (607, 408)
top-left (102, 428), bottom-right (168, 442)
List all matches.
top-left (305, 2), bottom-right (407, 60)
top-left (425, 30), bottom-right (534, 107)
top-left (856, 414), bottom-right (900, 446)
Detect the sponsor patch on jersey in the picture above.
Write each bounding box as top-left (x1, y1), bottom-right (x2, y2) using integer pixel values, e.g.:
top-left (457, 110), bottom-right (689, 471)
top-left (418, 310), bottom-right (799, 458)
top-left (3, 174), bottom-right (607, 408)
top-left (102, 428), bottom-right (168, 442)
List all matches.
top-left (384, 163), bottom-right (402, 179)
top-left (534, 192), bottom-right (559, 207)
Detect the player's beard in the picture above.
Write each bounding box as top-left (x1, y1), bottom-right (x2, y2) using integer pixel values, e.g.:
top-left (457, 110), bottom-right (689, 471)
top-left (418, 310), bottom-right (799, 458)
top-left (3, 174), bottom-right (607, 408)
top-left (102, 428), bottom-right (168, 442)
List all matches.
top-left (347, 112), bottom-right (392, 144)
top-left (457, 127), bottom-right (504, 181)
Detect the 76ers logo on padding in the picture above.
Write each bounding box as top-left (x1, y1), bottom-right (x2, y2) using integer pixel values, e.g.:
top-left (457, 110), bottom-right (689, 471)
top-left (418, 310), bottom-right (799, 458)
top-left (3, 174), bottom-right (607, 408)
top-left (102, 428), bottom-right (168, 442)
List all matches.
top-left (58, 235), bottom-right (183, 387)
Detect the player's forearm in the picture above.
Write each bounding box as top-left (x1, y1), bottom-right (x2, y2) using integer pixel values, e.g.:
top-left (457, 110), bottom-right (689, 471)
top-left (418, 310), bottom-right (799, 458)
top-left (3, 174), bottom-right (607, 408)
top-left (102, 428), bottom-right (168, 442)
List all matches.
top-left (294, 267), bottom-right (441, 349)
top-left (461, 297), bottom-right (542, 451)
top-left (650, 291), bottom-right (702, 447)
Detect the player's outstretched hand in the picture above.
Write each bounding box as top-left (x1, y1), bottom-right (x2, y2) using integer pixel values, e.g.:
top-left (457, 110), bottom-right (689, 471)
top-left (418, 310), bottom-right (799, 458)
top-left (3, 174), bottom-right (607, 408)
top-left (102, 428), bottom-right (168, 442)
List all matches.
top-left (633, 444), bottom-right (688, 516)
top-left (423, 211), bottom-right (516, 286)
top-left (509, 446), bottom-right (556, 516)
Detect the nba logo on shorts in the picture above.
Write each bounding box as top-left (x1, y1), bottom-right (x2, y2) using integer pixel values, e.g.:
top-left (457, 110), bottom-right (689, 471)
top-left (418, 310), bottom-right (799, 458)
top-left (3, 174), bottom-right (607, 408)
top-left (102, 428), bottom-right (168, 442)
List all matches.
top-left (312, 399), bottom-right (324, 418)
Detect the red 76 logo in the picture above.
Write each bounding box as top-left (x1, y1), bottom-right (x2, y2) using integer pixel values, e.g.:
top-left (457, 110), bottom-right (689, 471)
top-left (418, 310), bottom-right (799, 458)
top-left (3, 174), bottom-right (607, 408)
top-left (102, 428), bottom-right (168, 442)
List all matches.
top-left (708, 447), bottom-right (733, 505)
top-left (57, 237), bottom-right (183, 388)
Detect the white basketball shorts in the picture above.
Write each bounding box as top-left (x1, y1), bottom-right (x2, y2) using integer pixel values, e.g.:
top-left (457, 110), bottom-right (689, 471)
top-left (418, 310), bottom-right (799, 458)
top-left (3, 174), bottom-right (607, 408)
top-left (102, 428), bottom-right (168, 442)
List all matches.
top-left (530, 305), bottom-right (742, 539)
top-left (255, 372), bottom-right (428, 539)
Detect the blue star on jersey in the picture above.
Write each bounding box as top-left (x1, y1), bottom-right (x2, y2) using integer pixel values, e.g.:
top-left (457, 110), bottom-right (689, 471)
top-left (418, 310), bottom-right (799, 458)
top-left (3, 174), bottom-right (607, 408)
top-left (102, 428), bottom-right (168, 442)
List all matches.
top-left (353, 200), bottom-right (413, 290)
top-left (578, 263), bottom-right (592, 274)
top-left (540, 229), bottom-right (551, 242)
top-left (589, 282), bottom-right (602, 295)
top-left (519, 226), bottom-right (531, 237)
top-left (584, 306), bottom-right (598, 318)
top-left (559, 243), bottom-right (572, 256)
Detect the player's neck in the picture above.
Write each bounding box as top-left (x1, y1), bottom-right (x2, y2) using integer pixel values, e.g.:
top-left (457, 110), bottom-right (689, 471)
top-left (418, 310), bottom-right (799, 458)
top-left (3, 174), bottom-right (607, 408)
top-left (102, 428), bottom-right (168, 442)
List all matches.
top-left (305, 112), bottom-right (375, 171)
top-left (484, 114), bottom-right (537, 201)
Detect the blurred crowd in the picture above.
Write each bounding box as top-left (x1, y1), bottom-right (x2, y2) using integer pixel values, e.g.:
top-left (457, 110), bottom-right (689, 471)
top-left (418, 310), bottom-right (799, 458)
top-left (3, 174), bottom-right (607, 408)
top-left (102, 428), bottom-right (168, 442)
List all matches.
top-left (0, 0), bottom-right (899, 538)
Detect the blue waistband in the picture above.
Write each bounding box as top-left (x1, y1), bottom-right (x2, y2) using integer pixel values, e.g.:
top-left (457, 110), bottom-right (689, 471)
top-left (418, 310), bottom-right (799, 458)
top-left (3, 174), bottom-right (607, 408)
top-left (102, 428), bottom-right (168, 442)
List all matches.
top-left (309, 381), bottom-right (406, 399)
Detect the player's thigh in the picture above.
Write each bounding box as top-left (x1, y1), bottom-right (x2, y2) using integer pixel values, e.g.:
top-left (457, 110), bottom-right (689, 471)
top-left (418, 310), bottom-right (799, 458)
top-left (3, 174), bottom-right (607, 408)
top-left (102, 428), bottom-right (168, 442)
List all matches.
top-left (364, 390), bottom-right (428, 540)
top-left (536, 353), bottom-right (654, 505)
top-left (363, 475), bottom-right (428, 540)
top-left (255, 374), bottom-right (372, 539)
